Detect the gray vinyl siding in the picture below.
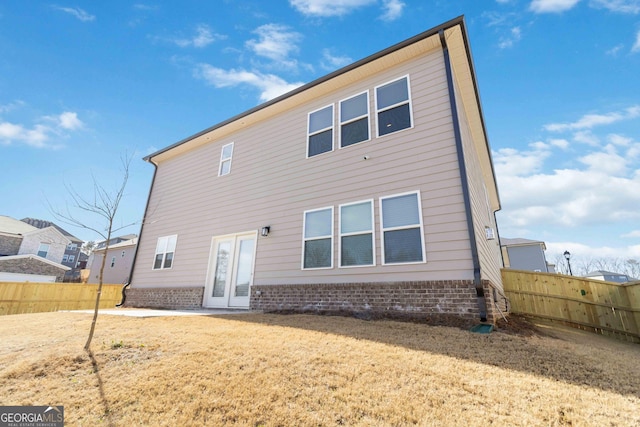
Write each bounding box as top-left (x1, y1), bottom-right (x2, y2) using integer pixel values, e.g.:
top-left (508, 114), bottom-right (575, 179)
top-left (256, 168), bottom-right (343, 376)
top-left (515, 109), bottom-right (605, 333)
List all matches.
top-left (452, 78), bottom-right (504, 291)
top-left (131, 48), bottom-right (475, 289)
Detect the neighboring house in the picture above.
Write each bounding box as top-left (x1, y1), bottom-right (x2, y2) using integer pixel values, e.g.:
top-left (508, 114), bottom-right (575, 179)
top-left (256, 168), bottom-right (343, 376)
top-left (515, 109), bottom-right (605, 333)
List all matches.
top-left (21, 218), bottom-right (84, 280)
top-left (500, 237), bottom-right (552, 273)
top-left (0, 215), bottom-right (37, 256)
top-left (0, 215), bottom-right (76, 282)
top-left (95, 234), bottom-right (138, 250)
top-left (583, 270), bottom-right (633, 284)
top-left (126, 17), bottom-right (504, 323)
top-left (87, 238), bottom-right (137, 284)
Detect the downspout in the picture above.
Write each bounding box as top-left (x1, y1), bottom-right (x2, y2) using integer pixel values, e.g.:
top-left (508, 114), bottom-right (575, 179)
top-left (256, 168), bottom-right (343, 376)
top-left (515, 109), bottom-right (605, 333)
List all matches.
top-left (116, 159), bottom-right (158, 307)
top-left (439, 29), bottom-right (487, 322)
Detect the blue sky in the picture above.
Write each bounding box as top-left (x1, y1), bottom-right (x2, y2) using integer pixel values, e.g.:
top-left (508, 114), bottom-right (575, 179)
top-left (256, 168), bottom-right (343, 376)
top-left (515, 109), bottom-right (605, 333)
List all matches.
top-left (1, 0), bottom-right (639, 266)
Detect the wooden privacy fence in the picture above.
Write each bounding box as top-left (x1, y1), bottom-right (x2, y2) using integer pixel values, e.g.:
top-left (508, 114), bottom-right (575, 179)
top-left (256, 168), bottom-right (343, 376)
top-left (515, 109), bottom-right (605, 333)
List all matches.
top-left (0, 282), bottom-right (123, 316)
top-left (502, 269), bottom-right (640, 343)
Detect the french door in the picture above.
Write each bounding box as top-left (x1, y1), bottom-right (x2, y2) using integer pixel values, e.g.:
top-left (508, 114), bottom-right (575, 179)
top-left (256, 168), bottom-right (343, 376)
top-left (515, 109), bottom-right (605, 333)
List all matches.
top-left (204, 232), bottom-right (257, 308)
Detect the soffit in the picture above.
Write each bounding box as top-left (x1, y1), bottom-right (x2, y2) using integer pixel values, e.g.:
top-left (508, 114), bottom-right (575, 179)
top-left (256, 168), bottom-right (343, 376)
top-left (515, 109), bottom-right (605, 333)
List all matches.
top-left (444, 25), bottom-right (501, 212)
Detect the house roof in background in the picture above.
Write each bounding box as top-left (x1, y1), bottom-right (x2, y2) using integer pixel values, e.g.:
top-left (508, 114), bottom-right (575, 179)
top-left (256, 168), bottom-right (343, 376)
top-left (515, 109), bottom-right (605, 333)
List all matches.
top-left (0, 215), bottom-right (37, 235)
top-left (584, 270), bottom-right (627, 277)
top-left (94, 237), bottom-right (138, 252)
top-left (500, 237), bottom-right (546, 249)
top-left (21, 218), bottom-right (82, 242)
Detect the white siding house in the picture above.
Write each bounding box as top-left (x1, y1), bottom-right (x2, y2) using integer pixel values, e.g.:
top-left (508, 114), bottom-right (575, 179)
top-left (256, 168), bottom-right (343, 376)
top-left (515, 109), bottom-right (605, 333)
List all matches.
top-left (126, 17), bottom-right (505, 323)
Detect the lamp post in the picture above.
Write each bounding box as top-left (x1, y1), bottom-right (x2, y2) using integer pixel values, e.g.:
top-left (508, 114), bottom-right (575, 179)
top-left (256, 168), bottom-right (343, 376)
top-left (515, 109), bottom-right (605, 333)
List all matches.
top-left (563, 250), bottom-right (573, 276)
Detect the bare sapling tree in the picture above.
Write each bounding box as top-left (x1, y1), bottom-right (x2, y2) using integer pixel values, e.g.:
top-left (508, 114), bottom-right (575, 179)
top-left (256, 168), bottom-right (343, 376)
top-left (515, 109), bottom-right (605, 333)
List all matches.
top-left (50, 153), bottom-right (136, 351)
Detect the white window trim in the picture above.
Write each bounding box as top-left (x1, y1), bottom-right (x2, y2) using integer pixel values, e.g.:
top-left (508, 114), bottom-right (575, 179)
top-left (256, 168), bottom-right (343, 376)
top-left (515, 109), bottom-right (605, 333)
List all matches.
top-left (111, 256), bottom-right (116, 268)
top-left (306, 104), bottom-right (334, 158)
top-left (339, 199), bottom-right (375, 268)
top-left (37, 243), bottom-right (49, 258)
top-left (62, 254), bottom-right (69, 262)
top-left (153, 234), bottom-right (178, 270)
top-left (374, 75), bottom-right (414, 138)
top-left (379, 190), bottom-right (426, 265)
top-left (69, 255), bottom-right (75, 263)
top-left (301, 206), bottom-right (334, 270)
top-left (218, 142), bottom-right (234, 177)
top-left (338, 91), bottom-right (370, 149)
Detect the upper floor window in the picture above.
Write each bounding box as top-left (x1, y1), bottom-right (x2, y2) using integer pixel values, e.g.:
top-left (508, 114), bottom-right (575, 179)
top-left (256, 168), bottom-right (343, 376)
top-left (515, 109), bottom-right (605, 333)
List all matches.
top-left (375, 76), bottom-right (413, 137)
top-left (218, 142), bottom-right (234, 176)
top-left (307, 105), bottom-right (334, 157)
top-left (62, 254), bottom-right (69, 263)
top-left (380, 191), bottom-right (425, 264)
top-left (111, 257), bottom-right (116, 268)
top-left (339, 200), bottom-right (374, 267)
top-left (121, 251), bottom-right (126, 257)
top-left (66, 243), bottom-right (78, 251)
top-left (153, 235), bottom-right (177, 270)
top-left (302, 207), bottom-right (333, 269)
top-left (37, 243), bottom-right (49, 258)
top-left (69, 255), bottom-right (75, 263)
top-left (339, 92), bottom-right (370, 148)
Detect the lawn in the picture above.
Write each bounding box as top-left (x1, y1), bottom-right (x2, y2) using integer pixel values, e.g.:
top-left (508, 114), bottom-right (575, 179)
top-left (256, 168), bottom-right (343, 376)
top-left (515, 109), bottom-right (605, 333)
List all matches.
top-left (0, 310), bottom-right (638, 426)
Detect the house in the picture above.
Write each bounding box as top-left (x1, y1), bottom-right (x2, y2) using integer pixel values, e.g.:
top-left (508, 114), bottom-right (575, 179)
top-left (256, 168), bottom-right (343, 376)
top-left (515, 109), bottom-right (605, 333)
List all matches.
top-left (0, 215), bottom-right (72, 282)
top-left (126, 17), bottom-right (505, 323)
top-left (87, 237), bottom-right (137, 284)
top-left (21, 218), bottom-right (84, 280)
top-left (500, 237), bottom-right (553, 273)
top-left (583, 270), bottom-right (633, 284)
top-left (95, 234), bottom-right (138, 250)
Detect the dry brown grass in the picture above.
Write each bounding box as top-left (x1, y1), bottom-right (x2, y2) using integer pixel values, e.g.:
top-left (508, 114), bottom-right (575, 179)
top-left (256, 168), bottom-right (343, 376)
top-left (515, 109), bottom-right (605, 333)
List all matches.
top-left (0, 311), bottom-right (638, 426)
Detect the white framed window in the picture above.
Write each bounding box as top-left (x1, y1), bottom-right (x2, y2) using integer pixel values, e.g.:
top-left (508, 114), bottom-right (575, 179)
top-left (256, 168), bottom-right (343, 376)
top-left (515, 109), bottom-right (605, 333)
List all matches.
top-left (69, 255), bottom-right (75, 263)
top-left (375, 75), bottom-right (413, 137)
top-left (339, 200), bottom-right (375, 267)
top-left (307, 104), bottom-right (334, 157)
top-left (66, 243), bottom-right (78, 251)
top-left (218, 142), bottom-right (234, 176)
top-left (339, 91), bottom-right (370, 148)
top-left (62, 254), bottom-right (69, 263)
top-left (153, 235), bottom-right (177, 270)
top-left (379, 191), bottom-right (425, 264)
top-left (302, 207), bottom-right (333, 269)
top-left (121, 251), bottom-right (126, 257)
top-left (111, 257), bottom-right (116, 268)
top-left (37, 243), bottom-right (49, 258)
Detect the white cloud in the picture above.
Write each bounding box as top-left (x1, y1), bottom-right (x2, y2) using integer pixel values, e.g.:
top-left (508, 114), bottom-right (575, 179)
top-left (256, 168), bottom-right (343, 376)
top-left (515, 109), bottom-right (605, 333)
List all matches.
top-left (632, 30), bottom-right (640, 52)
top-left (171, 24), bottom-right (224, 48)
top-left (544, 105), bottom-right (640, 132)
top-left (498, 27), bottom-right (522, 49)
top-left (0, 110), bottom-right (83, 148)
top-left (493, 144), bottom-right (551, 177)
top-left (622, 230), bottom-right (640, 238)
top-left (545, 241), bottom-right (640, 260)
top-left (606, 44), bottom-right (623, 56)
top-left (289, 0), bottom-right (376, 17)
top-left (380, 0), bottom-right (405, 21)
top-left (0, 100), bottom-right (25, 114)
top-left (549, 138), bottom-right (570, 149)
top-left (320, 49), bottom-right (352, 70)
top-left (246, 24), bottom-right (302, 63)
top-left (590, 0), bottom-right (640, 14)
top-left (529, 0), bottom-right (582, 13)
top-left (53, 6), bottom-right (95, 22)
top-left (57, 112), bottom-right (84, 130)
top-left (195, 64), bottom-right (304, 102)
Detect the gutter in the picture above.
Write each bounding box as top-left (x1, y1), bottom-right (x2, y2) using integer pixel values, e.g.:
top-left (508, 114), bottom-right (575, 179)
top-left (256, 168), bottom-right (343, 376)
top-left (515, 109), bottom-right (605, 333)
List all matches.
top-left (439, 28), bottom-right (487, 322)
top-left (116, 159), bottom-right (159, 307)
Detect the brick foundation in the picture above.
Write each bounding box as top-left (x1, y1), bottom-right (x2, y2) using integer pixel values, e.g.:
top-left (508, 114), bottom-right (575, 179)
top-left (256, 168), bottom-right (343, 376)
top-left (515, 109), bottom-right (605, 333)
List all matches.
top-left (124, 286), bottom-right (204, 310)
top-left (122, 280), bottom-right (504, 323)
top-left (252, 280), bottom-right (499, 323)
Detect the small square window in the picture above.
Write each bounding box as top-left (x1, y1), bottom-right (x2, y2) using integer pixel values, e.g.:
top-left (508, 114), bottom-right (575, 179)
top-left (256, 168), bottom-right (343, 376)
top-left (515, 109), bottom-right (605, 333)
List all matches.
top-left (153, 235), bottom-right (177, 270)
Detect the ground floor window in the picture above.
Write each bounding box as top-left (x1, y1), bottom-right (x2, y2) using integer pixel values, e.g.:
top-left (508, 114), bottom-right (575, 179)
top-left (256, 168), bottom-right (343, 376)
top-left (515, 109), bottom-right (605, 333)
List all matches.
top-left (302, 207), bottom-right (333, 269)
top-left (380, 191), bottom-right (425, 264)
top-left (153, 235), bottom-right (177, 269)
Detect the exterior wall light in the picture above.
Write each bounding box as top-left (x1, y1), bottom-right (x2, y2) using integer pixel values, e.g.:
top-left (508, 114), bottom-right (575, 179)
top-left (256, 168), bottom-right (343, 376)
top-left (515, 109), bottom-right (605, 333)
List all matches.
top-left (261, 226), bottom-right (271, 237)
